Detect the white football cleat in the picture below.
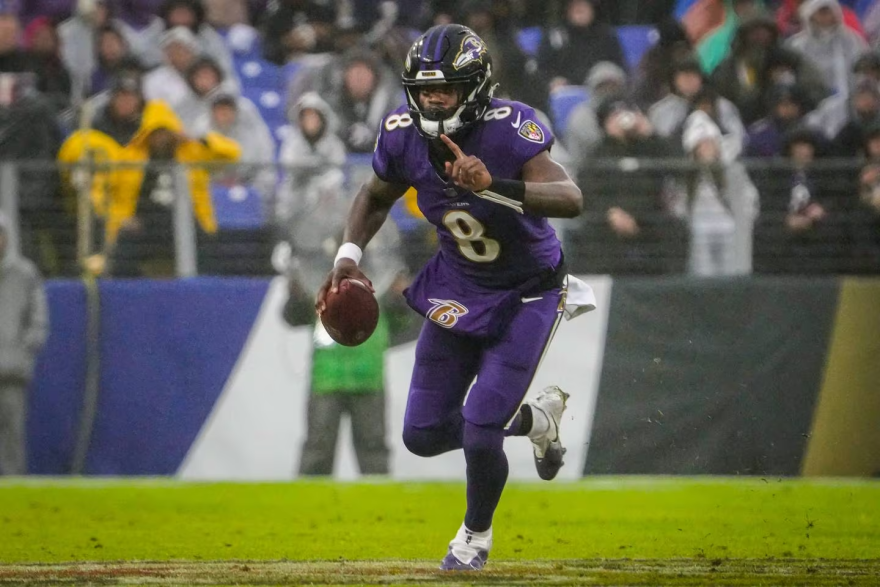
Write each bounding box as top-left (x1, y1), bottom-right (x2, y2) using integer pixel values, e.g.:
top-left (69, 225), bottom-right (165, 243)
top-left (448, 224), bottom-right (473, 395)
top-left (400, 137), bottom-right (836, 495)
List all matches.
top-left (527, 385), bottom-right (569, 480)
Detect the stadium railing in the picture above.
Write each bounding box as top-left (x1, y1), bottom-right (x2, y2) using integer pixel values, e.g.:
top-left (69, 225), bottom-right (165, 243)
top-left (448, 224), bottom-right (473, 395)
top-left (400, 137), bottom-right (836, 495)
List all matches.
top-left (0, 157), bottom-right (877, 279)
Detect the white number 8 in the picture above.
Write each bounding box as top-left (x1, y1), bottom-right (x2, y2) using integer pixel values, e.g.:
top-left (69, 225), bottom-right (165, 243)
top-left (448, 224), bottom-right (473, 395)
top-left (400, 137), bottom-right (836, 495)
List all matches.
top-left (384, 114), bottom-right (413, 131)
top-left (483, 107), bottom-right (512, 121)
top-left (442, 210), bottom-right (500, 263)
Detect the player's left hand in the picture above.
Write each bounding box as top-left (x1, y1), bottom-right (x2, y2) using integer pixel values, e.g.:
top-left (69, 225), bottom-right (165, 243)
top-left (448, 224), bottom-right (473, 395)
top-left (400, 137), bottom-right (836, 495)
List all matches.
top-left (441, 134), bottom-right (492, 192)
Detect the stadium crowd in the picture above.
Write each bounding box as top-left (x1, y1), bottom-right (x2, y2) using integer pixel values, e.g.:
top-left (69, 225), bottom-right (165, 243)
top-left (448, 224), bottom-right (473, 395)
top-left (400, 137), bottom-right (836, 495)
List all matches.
top-left (0, 0), bottom-right (877, 278)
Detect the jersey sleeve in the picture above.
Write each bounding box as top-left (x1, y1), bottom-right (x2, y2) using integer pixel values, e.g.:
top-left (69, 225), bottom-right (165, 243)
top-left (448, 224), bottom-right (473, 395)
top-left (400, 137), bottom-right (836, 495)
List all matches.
top-left (509, 105), bottom-right (555, 165)
top-left (371, 113), bottom-right (407, 185)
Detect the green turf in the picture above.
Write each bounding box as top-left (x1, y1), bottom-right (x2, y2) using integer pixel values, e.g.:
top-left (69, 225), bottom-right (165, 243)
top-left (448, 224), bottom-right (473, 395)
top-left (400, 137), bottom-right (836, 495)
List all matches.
top-left (0, 477), bottom-right (878, 566)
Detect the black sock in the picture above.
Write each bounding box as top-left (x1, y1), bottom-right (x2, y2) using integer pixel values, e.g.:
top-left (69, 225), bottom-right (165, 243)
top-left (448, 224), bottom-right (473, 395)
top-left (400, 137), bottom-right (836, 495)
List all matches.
top-left (516, 404), bottom-right (533, 437)
top-left (463, 423), bottom-right (508, 532)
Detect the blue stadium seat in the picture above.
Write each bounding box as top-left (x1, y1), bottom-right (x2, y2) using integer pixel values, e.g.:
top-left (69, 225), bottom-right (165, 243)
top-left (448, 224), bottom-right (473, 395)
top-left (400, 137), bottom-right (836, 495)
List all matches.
top-left (517, 27), bottom-right (542, 57)
top-left (548, 86), bottom-right (590, 139)
top-left (234, 57), bottom-right (284, 89)
top-left (219, 25), bottom-right (263, 59)
top-left (211, 184), bottom-right (265, 229)
top-left (242, 87), bottom-right (287, 127)
top-left (516, 26), bottom-right (657, 69)
top-left (616, 26), bottom-right (659, 70)
top-left (272, 123), bottom-right (293, 151)
top-left (281, 62), bottom-right (304, 86)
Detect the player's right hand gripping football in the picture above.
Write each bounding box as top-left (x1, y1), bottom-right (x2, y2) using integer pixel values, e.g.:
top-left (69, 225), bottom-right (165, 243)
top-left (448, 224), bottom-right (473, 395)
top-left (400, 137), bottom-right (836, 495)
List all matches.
top-left (315, 259), bottom-right (374, 315)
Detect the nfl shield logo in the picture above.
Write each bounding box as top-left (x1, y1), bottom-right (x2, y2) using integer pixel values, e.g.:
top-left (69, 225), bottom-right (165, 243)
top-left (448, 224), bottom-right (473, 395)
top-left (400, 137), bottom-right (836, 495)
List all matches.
top-left (518, 120), bottom-right (545, 143)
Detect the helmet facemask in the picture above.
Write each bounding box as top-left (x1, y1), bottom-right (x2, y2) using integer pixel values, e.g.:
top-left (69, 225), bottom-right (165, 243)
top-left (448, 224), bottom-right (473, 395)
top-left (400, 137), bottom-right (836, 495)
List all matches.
top-left (404, 66), bottom-right (494, 138)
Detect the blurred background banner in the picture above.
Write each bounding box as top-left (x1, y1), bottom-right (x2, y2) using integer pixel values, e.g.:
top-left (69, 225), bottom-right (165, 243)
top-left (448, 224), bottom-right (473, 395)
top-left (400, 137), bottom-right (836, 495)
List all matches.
top-left (25, 275), bottom-right (880, 479)
top-left (587, 276), bottom-right (839, 477)
top-left (28, 278), bottom-right (268, 475)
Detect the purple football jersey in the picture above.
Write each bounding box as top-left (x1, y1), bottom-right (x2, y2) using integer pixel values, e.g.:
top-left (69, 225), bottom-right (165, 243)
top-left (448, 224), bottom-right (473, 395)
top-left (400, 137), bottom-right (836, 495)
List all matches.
top-left (373, 98), bottom-right (562, 290)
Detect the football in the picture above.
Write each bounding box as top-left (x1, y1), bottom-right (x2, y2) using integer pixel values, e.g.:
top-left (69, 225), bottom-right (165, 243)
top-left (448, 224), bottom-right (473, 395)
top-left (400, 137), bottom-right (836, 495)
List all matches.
top-left (320, 278), bottom-right (380, 347)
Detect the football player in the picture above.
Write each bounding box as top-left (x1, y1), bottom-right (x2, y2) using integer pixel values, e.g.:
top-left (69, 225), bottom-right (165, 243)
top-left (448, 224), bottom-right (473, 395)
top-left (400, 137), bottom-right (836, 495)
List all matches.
top-left (316, 24), bottom-right (594, 570)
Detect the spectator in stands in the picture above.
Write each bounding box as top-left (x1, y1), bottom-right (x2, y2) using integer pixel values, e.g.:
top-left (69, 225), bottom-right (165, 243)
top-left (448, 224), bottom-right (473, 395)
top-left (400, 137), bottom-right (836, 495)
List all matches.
top-left (203, 0), bottom-right (251, 28)
top-left (0, 211), bottom-right (48, 476)
top-left (776, 0), bottom-right (866, 39)
top-left (175, 56), bottom-right (238, 130)
top-left (143, 27), bottom-right (200, 116)
top-left (570, 97), bottom-right (688, 274)
top-left (22, 17), bottom-right (71, 112)
top-left (806, 50), bottom-right (880, 139)
top-left (746, 84), bottom-right (813, 157)
top-left (0, 73), bottom-right (64, 274)
top-left (87, 26), bottom-right (142, 97)
top-left (57, 75), bottom-right (241, 276)
top-left (193, 92), bottom-right (276, 207)
top-left (852, 49), bottom-right (880, 81)
top-left (0, 11), bottom-right (32, 74)
top-left (784, 0), bottom-right (867, 99)
top-left (159, 0), bottom-right (235, 83)
top-left (460, 0), bottom-right (545, 110)
top-left (854, 126), bottom-right (880, 271)
top-left (682, 110), bottom-right (758, 275)
top-left (537, 0), bottom-right (626, 94)
top-left (832, 78), bottom-right (880, 155)
top-left (631, 18), bottom-right (694, 109)
top-left (763, 46), bottom-right (828, 112)
top-left (711, 12), bottom-right (827, 125)
top-left (94, 0), bottom-right (232, 75)
top-left (59, 0), bottom-right (180, 94)
top-left (112, 1), bottom-right (167, 70)
top-left (323, 49), bottom-right (402, 154)
top-left (564, 61), bottom-right (627, 174)
top-left (275, 92), bottom-right (346, 236)
top-left (649, 57), bottom-right (746, 157)
top-left (59, 0), bottom-right (113, 100)
top-left (261, 0), bottom-right (337, 65)
top-left (753, 126), bottom-right (852, 273)
top-left (88, 75), bottom-right (144, 146)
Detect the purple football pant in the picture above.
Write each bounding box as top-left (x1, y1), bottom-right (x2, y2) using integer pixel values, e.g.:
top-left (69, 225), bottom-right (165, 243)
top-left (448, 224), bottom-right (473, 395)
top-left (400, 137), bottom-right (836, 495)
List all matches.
top-left (402, 290), bottom-right (563, 531)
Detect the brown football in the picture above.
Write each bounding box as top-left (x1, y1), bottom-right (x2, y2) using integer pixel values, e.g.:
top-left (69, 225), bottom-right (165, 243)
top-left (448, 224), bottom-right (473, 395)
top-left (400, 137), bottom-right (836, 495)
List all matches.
top-left (320, 278), bottom-right (380, 347)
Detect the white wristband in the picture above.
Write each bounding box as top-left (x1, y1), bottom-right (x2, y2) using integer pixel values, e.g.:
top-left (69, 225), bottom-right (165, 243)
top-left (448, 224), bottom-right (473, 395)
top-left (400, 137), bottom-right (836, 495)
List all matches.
top-left (334, 242), bottom-right (363, 266)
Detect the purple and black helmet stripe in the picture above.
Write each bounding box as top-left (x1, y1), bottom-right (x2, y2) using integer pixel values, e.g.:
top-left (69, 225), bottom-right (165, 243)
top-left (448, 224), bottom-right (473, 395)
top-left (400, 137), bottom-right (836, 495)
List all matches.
top-left (419, 24), bottom-right (448, 69)
top-left (432, 24), bottom-right (449, 63)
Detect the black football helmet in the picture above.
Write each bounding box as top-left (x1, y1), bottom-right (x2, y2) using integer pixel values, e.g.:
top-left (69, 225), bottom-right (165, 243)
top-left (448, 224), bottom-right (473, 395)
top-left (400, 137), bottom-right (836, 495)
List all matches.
top-left (401, 24), bottom-right (496, 138)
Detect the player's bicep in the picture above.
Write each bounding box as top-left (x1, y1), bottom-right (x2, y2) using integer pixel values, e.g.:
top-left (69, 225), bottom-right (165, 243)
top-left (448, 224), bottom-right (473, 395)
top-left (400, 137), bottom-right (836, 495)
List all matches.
top-left (363, 173), bottom-right (410, 208)
top-left (521, 150), bottom-right (574, 184)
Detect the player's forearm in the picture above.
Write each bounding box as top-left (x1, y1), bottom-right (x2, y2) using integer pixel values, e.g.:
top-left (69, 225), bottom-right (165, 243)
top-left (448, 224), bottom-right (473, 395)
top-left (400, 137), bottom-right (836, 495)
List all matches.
top-left (522, 180), bottom-right (583, 218)
top-left (343, 188), bottom-right (394, 250)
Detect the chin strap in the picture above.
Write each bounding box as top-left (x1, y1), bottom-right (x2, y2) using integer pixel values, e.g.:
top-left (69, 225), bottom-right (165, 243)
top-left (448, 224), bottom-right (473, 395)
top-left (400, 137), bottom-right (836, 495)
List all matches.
top-left (419, 104), bottom-right (466, 138)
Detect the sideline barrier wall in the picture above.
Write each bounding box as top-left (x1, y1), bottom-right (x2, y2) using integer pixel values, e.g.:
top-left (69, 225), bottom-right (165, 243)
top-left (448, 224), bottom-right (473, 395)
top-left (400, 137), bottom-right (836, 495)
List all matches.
top-left (26, 276), bottom-right (880, 478)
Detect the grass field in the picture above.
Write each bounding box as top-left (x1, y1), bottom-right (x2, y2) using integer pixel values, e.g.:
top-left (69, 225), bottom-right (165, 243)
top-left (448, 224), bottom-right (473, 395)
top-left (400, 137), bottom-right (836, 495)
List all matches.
top-left (0, 477), bottom-right (878, 586)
